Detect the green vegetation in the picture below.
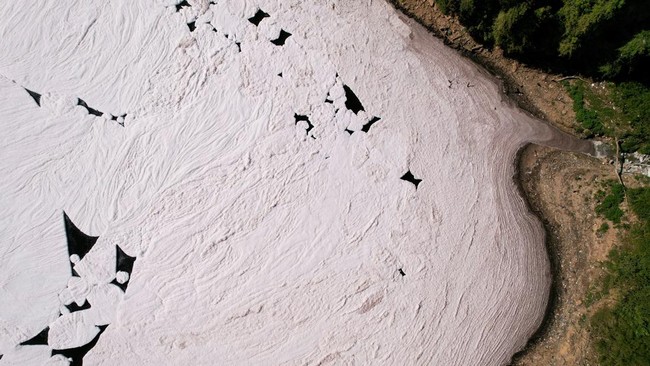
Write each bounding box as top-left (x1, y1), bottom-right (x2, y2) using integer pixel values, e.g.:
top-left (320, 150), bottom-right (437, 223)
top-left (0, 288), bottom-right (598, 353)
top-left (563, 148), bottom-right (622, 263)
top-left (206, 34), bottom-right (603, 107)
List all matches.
top-left (595, 181), bottom-right (625, 223)
top-left (562, 79), bottom-right (650, 153)
top-left (597, 222), bottom-right (611, 235)
top-left (611, 82), bottom-right (650, 154)
top-left (628, 187), bottom-right (650, 220)
top-left (601, 30), bottom-right (650, 79)
top-left (591, 186), bottom-right (650, 366)
top-left (565, 81), bottom-right (608, 137)
top-left (432, 0), bottom-right (650, 83)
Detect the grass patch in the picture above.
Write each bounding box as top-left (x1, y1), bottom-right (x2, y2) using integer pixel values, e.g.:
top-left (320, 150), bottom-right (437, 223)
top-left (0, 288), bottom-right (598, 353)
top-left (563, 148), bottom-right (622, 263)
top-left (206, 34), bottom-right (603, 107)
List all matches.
top-left (590, 186), bottom-right (650, 366)
top-left (565, 81), bottom-right (609, 137)
top-left (564, 80), bottom-right (650, 154)
top-left (595, 181), bottom-right (625, 224)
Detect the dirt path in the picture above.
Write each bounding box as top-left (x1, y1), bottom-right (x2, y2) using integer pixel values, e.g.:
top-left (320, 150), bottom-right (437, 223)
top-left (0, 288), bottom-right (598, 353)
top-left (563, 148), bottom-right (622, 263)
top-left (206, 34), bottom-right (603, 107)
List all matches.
top-left (386, 1), bottom-right (622, 364)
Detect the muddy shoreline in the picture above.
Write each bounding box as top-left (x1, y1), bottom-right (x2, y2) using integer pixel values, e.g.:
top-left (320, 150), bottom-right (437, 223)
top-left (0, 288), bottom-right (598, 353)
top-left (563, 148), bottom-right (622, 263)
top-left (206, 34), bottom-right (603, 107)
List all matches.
top-left (509, 144), bottom-right (562, 364)
top-left (384, 0), bottom-right (593, 363)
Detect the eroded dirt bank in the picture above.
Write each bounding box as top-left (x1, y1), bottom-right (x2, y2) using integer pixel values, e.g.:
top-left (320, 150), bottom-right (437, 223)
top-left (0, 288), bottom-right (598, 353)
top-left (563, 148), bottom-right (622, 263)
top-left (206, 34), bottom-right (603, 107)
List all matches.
top-left (514, 145), bottom-right (616, 365)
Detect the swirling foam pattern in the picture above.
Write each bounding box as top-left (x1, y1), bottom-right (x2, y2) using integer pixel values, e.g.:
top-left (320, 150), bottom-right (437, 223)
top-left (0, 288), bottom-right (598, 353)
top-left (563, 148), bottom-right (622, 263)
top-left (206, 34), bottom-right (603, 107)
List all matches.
top-left (0, 0), bottom-right (593, 365)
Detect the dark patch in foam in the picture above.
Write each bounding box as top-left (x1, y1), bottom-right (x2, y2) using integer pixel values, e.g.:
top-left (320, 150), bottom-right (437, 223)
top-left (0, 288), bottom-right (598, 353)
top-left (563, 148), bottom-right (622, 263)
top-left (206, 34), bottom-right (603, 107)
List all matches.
top-left (77, 98), bottom-right (126, 125)
top-left (174, 0), bottom-right (190, 12)
top-left (361, 116), bottom-right (381, 133)
top-left (271, 30), bottom-right (292, 46)
top-left (400, 170), bottom-right (422, 189)
top-left (19, 327), bottom-right (49, 346)
top-left (324, 91), bottom-right (333, 104)
top-left (343, 85), bottom-right (365, 114)
top-left (187, 21), bottom-right (196, 32)
top-left (116, 245), bottom-right (136, 276)
top-left (294, 114), bottom-right (310, 122)
top-left (248, 9), bottom-right (270, 26)
top-left (51, 325), bottom-right (108, 366)
top-left (110, 113), bottom-right (127, 127)
top-left (24, 88), bottom-right (41, 106)
top-left (111, 245), bottom-right (137, 293)
top-left (109, 278), bottom-right (127, 293)
top-left (77, 99), bottom-right (102, 117)
top-left (65, 300), bottom-right (91, 313)
top-left (398, 268), bottom-right (406, 276)
top-left (294, 113), bottom-right (314, 134)
top-left (63, 212), bottom-right (99, 277)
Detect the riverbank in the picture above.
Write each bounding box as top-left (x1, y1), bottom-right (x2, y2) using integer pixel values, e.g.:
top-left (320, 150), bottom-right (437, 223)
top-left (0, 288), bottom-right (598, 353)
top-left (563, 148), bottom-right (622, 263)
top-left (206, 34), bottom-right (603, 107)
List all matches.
top-left (514, 145), bottom-right (616, 365)
top-left (385, 1), bottom-right (619, 364)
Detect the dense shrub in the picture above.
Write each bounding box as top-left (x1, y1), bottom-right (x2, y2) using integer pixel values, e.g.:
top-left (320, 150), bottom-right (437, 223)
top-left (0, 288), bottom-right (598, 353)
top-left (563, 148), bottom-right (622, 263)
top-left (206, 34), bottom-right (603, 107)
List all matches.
top-left (628, 187), bottom-right (650, 220)
top-left (557, 0), bottom-right (626, 57)
top-left (493, 4), bottom-right (533, 54)
top-left (601, 31), bottom-right (650, 79)
top-left (595, 182), bottom-right (625, 223)
top-left (432, 0), bottom-right (650, 82)
top-left (612, 82), bottom-right (650, 154)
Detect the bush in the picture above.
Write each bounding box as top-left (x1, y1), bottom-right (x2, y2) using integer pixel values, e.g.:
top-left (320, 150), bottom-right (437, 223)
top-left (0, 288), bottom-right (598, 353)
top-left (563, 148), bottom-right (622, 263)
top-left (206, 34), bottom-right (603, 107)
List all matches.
top-left (601, 30), bottom-right (650, 79)
top-left (458, 0), bottom-right (502, 44)
top-left (435, 0), bottom-right (459, 14)
top-left (591, 287), bottom-right (650, 366)
top-left (612, 82), bottom-right (650, 154)
top-left (598, 222), bottom-right (611, 234)
top-left (595, 182), bottom-right (625, 223)
top-left (628, 187), bottom-right (650, 220)
top-left (493, 4), bottom-right (532, 54)
top-left (558, 0), bottom-right (626, 57)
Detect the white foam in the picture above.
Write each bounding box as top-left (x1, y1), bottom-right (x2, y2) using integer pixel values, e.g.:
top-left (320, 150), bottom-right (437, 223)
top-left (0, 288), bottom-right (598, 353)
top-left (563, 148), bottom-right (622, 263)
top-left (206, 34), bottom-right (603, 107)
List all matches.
top-left (0, 0), bottom-right (576, 364)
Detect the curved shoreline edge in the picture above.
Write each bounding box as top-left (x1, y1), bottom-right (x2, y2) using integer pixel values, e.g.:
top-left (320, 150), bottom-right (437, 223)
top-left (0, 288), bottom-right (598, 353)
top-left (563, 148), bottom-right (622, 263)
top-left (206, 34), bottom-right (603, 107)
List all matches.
top-left (509, 144), bottom-right (561, 365)
top-left (384, 1), bottom-right (577, 364)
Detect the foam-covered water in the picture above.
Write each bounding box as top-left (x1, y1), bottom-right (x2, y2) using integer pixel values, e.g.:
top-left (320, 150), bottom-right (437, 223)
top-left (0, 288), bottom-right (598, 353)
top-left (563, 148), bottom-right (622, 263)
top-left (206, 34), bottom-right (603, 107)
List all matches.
top-left (0, 1), bottom-right (593, 364)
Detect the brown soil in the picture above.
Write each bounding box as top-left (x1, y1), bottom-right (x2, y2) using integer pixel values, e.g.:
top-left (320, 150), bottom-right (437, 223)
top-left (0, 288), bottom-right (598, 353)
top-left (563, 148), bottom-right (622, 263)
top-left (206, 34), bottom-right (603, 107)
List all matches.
top-left (385, 1), bottom-right (624, 365)
top-left (514, 145), bottom-right (618, 366)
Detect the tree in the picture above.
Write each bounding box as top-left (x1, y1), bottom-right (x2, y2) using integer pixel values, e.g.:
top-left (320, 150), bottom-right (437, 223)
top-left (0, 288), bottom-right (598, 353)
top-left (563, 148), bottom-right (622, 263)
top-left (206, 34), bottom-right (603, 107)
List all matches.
top-left (558, 0), bottom-right (626, 57)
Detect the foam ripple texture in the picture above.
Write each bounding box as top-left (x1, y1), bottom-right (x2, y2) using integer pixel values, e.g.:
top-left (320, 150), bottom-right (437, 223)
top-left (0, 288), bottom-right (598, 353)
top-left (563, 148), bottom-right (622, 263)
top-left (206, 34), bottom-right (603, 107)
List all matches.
top-left (0, 0), bottom-right (593, 365)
